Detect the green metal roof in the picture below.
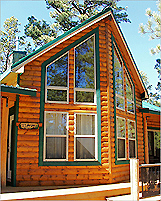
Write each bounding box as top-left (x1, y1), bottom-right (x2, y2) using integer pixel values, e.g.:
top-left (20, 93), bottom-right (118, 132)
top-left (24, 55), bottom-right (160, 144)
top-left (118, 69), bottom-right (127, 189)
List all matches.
top-left (11, 7), bottom-right (112, 70)
top-left (1, 6), bottom-right (148, 99)
top-left (1, 84), bottom-right (37, 96)
top-left (142, 101), bottom-right (161, 112)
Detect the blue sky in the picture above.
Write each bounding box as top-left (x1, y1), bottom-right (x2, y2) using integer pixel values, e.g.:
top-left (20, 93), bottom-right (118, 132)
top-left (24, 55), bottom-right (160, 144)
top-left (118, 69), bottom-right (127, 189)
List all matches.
top-left (1, 0), bottom-right (159, 92)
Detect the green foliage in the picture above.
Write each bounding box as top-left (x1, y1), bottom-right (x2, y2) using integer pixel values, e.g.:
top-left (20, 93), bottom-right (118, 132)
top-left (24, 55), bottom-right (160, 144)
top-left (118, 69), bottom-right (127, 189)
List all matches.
top-left (139, 1), bottom-right (161, 107)
top-left (24, 16), bottom-right (57, 49)
top-left (140, 70), bottom-right (160, 107)
top-left (154, 59), bottom-right (161, 92)
top-left (154, 131), bottom-right (160, 149)
top-left (45, 0), bottom-right (130, 33)
top-left (0, 16), bottom-right (25, 72)
top-left (139, 0), bottom-right (161, 55)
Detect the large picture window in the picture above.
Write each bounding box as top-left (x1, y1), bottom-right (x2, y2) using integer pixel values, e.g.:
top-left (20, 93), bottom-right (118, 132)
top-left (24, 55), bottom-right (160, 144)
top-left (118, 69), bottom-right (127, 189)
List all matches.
top-left (40, 28), bottom-right (101, 166)
top-left (46, 52), bottom-right (69, 103)
top-left (74, 35), bottom-right (96, 104)
top-left (44, 112), bottom-right (68, 161)
top-left (74, 113), bottom-right (97, 161)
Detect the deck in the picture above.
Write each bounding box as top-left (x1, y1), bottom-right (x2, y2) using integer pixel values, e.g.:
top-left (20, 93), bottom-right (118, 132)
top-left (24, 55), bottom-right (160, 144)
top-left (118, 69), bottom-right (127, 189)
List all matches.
top-left (1, 182), bottom-right (160, 200)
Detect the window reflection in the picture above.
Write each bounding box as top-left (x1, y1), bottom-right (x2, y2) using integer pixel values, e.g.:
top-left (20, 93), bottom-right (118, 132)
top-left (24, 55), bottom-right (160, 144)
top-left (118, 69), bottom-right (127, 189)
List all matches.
top-left (75, 35), bottom-right (95, 103)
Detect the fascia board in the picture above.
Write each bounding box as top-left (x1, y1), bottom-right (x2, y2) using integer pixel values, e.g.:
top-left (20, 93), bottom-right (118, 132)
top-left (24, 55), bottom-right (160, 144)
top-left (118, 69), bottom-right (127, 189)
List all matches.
top-left (0, 67), bottom-right (11, 81)
top-left (111, 15), bottom-right (148, 99)
top-left (1, 85), bottom-right (37, 96)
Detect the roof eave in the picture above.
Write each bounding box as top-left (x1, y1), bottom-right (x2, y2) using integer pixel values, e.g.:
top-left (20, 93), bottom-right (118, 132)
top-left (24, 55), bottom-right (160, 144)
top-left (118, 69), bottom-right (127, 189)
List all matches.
top-left (110, 15), bottom-right (148, 100)
top-left (1, 85), bottom-right (37, 96)
top-left (11, 9), bottom-right (112, 72)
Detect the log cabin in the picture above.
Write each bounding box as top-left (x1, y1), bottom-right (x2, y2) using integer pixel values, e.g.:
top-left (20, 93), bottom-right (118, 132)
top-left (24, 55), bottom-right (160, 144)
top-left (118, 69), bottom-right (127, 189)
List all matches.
top-left (1, 8), bottom-right (160, 188)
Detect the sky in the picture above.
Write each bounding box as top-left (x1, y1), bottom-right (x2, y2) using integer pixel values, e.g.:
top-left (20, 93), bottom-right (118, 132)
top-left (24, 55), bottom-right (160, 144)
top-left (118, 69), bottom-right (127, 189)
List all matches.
top-left (1, 0), bottom-right (159, 93)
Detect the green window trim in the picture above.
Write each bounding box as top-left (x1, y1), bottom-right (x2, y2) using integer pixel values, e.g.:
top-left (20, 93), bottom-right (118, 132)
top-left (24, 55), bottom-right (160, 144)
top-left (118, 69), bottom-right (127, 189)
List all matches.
top-left (112, 34), bottom-right (138, 165)
top-left (147, 127), bottom-right (160, 130)
top-left (13, 95), bottom-right (19, 186)
top-left (1, 85), bottom-right (37, 96)
top-left (39, 27), bottom-right (101, 166)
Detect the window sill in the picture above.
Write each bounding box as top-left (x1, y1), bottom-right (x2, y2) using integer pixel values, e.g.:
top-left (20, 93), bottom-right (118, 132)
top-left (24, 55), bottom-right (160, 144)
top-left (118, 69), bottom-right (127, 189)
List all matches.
top-left (39, 161), bottom-right (101, 166)
top-left (115, 159), bottom-right (130, 165)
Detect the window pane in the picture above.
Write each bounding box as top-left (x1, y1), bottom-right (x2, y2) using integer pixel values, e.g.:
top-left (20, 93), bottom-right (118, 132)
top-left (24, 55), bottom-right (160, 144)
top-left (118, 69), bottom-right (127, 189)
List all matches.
top-left (47, 53), bottom-right (68, 87)
top-left (75, 36), bottom-right (95, 89)
top-left (76, 114), bottom-right (95, 135)
top-left (46, 137), bottom-right (66, 159)
top-left (127, 101), bottom-right (134, 113)
top-left (76, 137), bottom-right (95, 159)
top-left (154, 131), bottom-right (160, 157)
top-left (118, 139), bottom-right (125, 158)
top-left (129, 140), bottom-right (135, 158)
top-left (126, 75), bottom-right (133, 101)
top-left (116, 96), bottom-right (125, 109)
top-left (76, 91), bottom-right (94, 103)
top-left (46, 113), bottom-right (67, 135)
top-left (114, 50), bottom-right (124, 96)
top-left (128, 121), bottom-right (135, 139)
top-left (47, 89), bottom-right (67, 102)
top-left (117, 118), bottom-right (126, 138)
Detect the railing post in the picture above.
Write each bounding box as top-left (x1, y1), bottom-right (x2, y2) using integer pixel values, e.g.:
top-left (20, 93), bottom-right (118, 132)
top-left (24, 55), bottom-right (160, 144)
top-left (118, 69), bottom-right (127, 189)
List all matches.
top-left (130, 159), bottom-right (139, 201)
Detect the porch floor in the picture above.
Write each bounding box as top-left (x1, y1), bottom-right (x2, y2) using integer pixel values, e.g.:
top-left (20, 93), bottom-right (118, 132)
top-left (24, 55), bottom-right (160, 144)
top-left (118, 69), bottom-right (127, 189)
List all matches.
top-left (1, 182), bottom-right (160, 201)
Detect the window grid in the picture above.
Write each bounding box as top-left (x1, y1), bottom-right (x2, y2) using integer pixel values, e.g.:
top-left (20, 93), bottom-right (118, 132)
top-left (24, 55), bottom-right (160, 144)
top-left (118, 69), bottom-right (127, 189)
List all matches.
top-left (113, 40), bottom-right (136, 162)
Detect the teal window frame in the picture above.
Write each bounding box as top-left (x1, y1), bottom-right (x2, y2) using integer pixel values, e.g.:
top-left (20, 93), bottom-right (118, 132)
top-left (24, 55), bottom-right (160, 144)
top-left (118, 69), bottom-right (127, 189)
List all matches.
top-left (112, 34), bottom-right (138, 165)
top-left (39, 27), bottom-right (101, 166)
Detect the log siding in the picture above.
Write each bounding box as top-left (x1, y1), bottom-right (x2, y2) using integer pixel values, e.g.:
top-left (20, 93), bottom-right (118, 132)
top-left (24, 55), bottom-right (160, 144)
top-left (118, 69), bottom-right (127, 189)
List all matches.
top-left (15, 19), bottom-right (145, 186)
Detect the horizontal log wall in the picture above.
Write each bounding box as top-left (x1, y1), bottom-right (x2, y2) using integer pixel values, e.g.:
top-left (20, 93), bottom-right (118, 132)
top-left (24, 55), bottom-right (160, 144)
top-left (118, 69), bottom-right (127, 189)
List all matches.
top-left (16, 19), bottom-right (145, 186)
top-left (147, 114), bottom-right (160, 128)
top-left (106, 22), bottom-right (144, 183)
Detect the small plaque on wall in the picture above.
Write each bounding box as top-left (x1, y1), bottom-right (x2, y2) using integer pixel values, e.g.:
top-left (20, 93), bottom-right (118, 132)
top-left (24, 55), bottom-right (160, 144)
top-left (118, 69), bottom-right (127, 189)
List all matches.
top-left (19, 123), bottom-right (39, 129)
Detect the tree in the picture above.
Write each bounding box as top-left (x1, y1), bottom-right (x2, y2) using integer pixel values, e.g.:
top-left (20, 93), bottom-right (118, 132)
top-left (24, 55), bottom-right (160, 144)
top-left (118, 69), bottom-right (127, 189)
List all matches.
top-left (0, 16), bottom-right (25, 72)
top-left (140, 70), bottom-right (160, 107)
top-left (45, 0), bottom-right (130, 33)
top-left (139, 0), bottom-right (161, 106)
top-left (24, 16), bottom-right (57, 49)
top-left (139, 0), bottom-right (161, 55)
